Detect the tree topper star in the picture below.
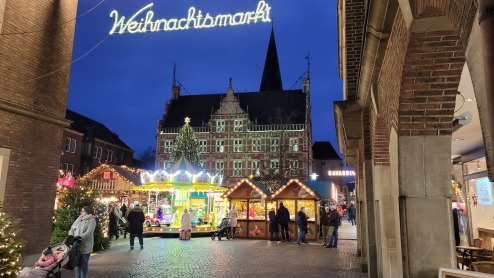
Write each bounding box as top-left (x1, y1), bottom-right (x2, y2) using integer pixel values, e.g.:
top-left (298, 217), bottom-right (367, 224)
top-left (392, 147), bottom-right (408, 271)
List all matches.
top-left (184, 117), bottom-right (190, 124)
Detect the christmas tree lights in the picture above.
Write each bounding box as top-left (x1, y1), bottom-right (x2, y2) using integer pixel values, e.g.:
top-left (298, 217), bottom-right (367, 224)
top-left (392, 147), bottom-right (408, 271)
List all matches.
top-left (170, 118), bottom-right (203, 168)
top-left (0, 206), bottom-right (25, 278)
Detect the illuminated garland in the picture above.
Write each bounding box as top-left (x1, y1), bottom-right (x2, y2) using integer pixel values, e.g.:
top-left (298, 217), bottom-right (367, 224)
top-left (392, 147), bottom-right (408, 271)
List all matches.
top-left (0, 210), bottom-right (25, 277)
top-left (270, 179), bottom-right (318, 199)
top-left (223, 178), bottom-right (268, 199)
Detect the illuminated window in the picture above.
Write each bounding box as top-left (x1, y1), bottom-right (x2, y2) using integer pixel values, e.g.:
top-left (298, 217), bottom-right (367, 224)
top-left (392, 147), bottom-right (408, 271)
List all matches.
top-left (252, 161), bottom-right (260, 176)
top-left (249, 199), bottom-right (265, 220)
top-left (215, 161), bottom-right (224, 175)
top-left (216, 140), bottom-right (225, 152)
top-left (270, 159), bottom-right (279, 174)
top-left (289, 160), bottom-right (299, 176)
top-left (93, 146), bottom-right (102, 160)
top-left (164, 141), bottom-right (173, 153)
top-left (252, 139), bottom-right (261, 152)
top-left (270, 139), bottom-right (280, 152)
top-left (231, 200), bottom-right (247, 220)
top-left (234, 140), bottom-right (243, 152)
top-left (289, 138), bottom-right (298, 151)
top-left (233, 161), bottom-right (242, 176)
top-left (199, 140), bottom-right (207, 152)
top-left (217, 120), bottom-right (225, 132)
top-left (234, 120), bottom-right (243, 132)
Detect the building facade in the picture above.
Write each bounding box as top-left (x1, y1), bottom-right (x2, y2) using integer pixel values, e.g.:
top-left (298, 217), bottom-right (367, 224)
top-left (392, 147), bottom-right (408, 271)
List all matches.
top-left (335, 0), bottom-right (493, 277)
top-left (60, 109), bottom-right (134, 177)
top-left (156, 28), bottom-right (312, 188)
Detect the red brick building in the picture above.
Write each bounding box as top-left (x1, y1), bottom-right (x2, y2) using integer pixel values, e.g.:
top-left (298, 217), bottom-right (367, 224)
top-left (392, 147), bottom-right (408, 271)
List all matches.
top-left (60, 109), bottom-right (134, 178)
top-left (156, 28), bottom-right (313, 187)
top-left (0, 1), bottom-right (78, 254)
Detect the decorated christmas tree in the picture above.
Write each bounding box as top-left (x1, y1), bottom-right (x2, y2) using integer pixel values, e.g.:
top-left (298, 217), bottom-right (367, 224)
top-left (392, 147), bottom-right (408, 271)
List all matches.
top-left (51, 180), bottom-right (110, 251)
top-left (0, 203), bottom-right (24, 277)
top-left (170, 117), bottom-right (203, 168)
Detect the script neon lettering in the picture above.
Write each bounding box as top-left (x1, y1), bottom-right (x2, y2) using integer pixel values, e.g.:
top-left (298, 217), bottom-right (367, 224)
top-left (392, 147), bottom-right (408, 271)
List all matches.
top-left (109, 1), bottom-right (272, 35)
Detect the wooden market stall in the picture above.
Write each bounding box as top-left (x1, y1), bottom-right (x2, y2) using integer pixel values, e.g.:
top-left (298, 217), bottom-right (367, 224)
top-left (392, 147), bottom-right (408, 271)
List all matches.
top-left (223, 179), bottom-right (272, 239)
top-left (270, 179), bottom-right (321, 241)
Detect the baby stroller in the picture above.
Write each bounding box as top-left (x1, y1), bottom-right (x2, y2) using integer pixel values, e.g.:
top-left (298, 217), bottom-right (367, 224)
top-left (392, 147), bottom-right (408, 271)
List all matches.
top-left (211, 217), bottom-right (231, 241)
top-left (17, 237), bottom-right (76, 278)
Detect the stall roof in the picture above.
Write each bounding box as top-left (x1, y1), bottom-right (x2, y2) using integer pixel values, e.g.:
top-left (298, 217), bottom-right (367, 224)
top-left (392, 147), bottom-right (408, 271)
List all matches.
top-left (304, 181), bottom-right (332, 199)
top-left (167, 157), bottom-right (202, 174)
top-left (250, 180), bottom-right (271, 196)
top-left (82, 164), bottom-right (142, 186)
top-left (271, 179), bottom-right (321, 199)
top-left (223, 179), bottom-right (271, 199)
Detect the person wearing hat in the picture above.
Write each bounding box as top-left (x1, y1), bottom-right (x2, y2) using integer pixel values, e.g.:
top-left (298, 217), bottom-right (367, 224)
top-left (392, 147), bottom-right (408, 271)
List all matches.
top-left (127, 203), bottom-right (145, 250)
top-left (69, 206), bottom-right (96, 278)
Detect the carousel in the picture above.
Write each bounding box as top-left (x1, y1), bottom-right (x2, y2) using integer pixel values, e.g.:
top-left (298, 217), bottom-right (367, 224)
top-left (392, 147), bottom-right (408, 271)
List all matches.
top-left (134, 157), bottom-right (228, 235)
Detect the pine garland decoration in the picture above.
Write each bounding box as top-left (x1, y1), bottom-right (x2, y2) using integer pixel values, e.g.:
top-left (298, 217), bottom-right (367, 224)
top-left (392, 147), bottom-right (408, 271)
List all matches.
top-left (0, 204), bottom-right (25, 278)
top-left (170, 120), bottom-right (203, 168)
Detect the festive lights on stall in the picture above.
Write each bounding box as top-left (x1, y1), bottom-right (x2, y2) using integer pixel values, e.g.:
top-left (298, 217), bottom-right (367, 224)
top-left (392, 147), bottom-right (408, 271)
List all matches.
top-left (270, 179), bottom-right (318, 199)
top-left (140, 169), bottom-right (222, 186)
top-left (331, 183), bottom-right (339, 203)
top-left (223, 179), bottom-right (268, 199)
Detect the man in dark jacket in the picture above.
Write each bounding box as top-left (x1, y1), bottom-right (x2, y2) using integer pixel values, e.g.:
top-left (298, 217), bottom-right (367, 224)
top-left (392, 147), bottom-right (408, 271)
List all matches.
top-left (327, 206), bottom-right (340, 248)
top-left (127, 204), bottom-right (145, 250)
top-left (276, 202), bottom-right (290, 242)
top-left (296, 207), bottom-right (308, 245)
top-left (348, 203), bottom-right (357, 226)
top-left (320, 206), bottom-right (331, 245)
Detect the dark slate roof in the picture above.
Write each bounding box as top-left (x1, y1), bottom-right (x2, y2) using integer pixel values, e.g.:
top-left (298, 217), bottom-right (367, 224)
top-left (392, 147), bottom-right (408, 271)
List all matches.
top-left (250, 180), bottom-right (272, 196)
top-left (260, 26), bottom-right (283, 92)
top-left (65, 109), bottom-right (133, 151)
top-left (160, 90), bottom-right (306, 128)
top-left (305, 181), bottom-right (332, 199)
top-left (312, 141), bottom-right (341, 160)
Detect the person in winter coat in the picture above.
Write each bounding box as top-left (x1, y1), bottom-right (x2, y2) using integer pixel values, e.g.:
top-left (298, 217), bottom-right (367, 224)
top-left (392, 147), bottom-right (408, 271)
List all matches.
top-left (296, 207), bottom-right (308, 245)
top-left (108, 206), bottom-right (119, 240)
top-left (276, 202), bottom-right (290, 242)
top-left (320, 206), bottom-right (331, 245)
top-left (180, 209), bottom-right (192, 240)
top-left (348, 203), bottom-right (357, 226)
top-left (327, 206), bottom-right (340, 248)
top-left (120, 204), bottom-right (127, 218)
top-left (127, 204), bottom-right (145, 250)
top-left (268, 208), bottom-right (280, 241)
top-left (229, 205), bottom-right (238, 239)
top-left (68, 206), bottom-right (96, 278)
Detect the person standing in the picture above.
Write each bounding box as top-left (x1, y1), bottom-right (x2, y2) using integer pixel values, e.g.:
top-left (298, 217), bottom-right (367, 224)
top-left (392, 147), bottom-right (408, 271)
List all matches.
top-left (108, 205), bottom-right (119, 240)
top-left (296, 207), bottom-right (308, 245)
top-left (180, 209), bottom-right (192, 240)
top-left (127, 204), bottom-right (145, 250)
top-left (120, 203), bottom-right (127, 218)
top-left (229, 205), bottom-right (238, 239)
top-left (320, 206), bottom-right (331, 245)
top-left (268, 208), bottom-right (279, 241)
top-left (120, 203), bottom-right (128, 239)
top-left (276, 202), bottom-right (290, 242)
top-left (348, 203), bottom-right (357, 226)
top-left (69, 206), bottom-right (96, 278)
top-left (327, 206), bottom-right (340, 248)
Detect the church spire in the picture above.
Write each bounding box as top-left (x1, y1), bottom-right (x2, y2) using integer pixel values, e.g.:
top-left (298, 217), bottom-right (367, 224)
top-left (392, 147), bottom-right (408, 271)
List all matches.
top-left (260, 26), bottom-right (283, 92)
top-left (171, 63), bottom-right (180, 100)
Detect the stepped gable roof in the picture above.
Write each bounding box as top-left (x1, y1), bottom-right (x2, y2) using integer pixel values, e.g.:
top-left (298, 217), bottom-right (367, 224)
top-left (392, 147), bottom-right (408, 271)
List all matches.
top-left (66, 109), bottom-right (133, 151)
top-left (159, 89), bottom-right (306, 128)
top-left (260, 26), bottom-right (283, 92)
top-left (312, 141), bottom-right (341, 160)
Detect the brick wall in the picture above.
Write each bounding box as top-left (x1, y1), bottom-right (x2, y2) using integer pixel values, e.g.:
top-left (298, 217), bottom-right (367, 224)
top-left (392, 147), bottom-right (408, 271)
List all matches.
top-left (343, 0), bottom-right (366, 99)
top-left (0, 1), bottom-right (77, 254)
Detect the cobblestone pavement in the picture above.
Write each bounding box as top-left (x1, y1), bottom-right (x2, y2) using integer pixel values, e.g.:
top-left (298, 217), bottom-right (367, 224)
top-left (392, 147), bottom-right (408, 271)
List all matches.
top-left (62, 235), bottom-right (365, 278)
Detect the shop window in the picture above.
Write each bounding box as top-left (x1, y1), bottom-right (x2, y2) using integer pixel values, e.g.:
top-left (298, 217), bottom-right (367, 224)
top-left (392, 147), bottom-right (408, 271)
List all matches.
top-left (252, 139), bottom-right (261, 152)
top-left (217, 120), bottom-right (225, 132)
top-left (249, 199), bottom-right (265, 220)
top-left (277, 200), bottom-right (296, 221)
top-left (298, 200), bottom-right (316, 221)
top-left (231, 200), bottom-right (247, 220)
top-left (289, 138), bottom-right (298, 151)
top-left (234, 140), bottom-right (243, 152)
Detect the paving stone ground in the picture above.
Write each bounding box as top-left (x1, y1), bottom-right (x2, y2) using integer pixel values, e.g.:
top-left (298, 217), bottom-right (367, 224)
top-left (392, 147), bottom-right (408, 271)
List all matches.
top-left (60, 222), bottom-right (364, 278)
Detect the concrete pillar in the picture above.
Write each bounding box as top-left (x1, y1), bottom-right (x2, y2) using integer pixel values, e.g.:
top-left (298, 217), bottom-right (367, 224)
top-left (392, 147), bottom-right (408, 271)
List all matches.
top-left (398, 135), bottom-right (455, 277)
top-left (374, 129), bottom-right (404, 278)
top-left (364, 160), bottom-right (378, 277)
top-left (356, 174), bottom-right (369, 272)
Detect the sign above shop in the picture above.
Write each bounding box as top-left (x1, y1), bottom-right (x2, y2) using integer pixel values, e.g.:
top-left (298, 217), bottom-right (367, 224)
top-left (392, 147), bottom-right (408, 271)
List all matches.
top-left (327, 170), bottom-right (355, 176)
top-left (109, 1), bottom-right (272, 35)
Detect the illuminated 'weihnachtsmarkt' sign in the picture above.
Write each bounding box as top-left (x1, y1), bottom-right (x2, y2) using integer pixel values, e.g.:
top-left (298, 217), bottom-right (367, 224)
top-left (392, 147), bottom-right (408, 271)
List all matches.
top-left (109, 1), bottom-right (272, 35)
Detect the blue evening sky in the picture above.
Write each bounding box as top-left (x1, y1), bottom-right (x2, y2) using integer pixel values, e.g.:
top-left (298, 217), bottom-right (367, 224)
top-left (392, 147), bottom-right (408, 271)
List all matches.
top-left (67, 0), bottom-right (343, 158)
